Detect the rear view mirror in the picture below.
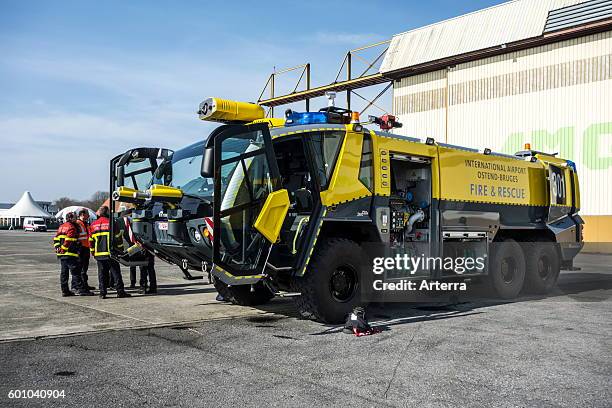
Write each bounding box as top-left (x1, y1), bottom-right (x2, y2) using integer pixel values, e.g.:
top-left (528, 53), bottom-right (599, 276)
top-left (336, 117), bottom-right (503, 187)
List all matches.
top-left (201, 147), bottom-right (214, 178)
top-left (154, 159), bottom-right (172, 185)
top-left (117, 166), bottom-right (125, 187)
top-left (118, 150), bottom-right (132, 166)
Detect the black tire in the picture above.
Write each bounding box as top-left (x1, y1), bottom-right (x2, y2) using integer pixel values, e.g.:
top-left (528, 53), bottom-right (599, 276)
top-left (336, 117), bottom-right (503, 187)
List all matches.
top-left (291, 238), bottom-right (366, 324)
top-left (487, 238), bottom-right (526, 299)
top-left (523, 241), bottom-right (560, 294)
top-left (213, 278), bottom-right (274, 306)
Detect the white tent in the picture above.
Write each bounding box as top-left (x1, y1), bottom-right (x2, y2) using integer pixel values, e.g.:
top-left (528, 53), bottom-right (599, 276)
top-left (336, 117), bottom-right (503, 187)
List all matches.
top-left (55, 206), bottom-right (97, 221)
top-left (0, 191), bottom-right (52, 228)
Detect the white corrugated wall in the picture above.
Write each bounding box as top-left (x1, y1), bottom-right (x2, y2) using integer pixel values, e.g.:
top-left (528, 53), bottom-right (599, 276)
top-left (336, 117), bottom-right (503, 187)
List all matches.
top-left (392, 31), bottom-right (612, 217)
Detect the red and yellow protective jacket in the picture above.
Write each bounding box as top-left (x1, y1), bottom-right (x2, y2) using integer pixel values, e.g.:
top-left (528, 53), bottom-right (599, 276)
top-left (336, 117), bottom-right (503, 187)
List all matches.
top-left (89, 216), bottom-right (124, 259)
top-left (75, 219), bottom-right (90, 249)
top-left (53, 221), bottom-right (80, 257)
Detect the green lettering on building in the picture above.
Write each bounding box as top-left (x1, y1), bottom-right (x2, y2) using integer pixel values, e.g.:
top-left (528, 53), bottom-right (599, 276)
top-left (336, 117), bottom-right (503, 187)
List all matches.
top-left (583, 122), bottom-right (612, 170)
top-left (501, 127), bottom-right (575, 158)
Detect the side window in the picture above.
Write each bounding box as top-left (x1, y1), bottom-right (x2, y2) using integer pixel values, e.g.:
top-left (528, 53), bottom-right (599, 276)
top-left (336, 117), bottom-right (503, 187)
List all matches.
top-left (359, 132), bottom-right (373, 191)
top-left (310, 131), bottom-right (344, 188)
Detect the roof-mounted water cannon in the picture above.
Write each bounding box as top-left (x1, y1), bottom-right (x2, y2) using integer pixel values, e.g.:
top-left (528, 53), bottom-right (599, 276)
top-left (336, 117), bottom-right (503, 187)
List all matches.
top-left (368, 114), bottom-right (403, 131)
top-left (197, 97), bottom-right (265, 123)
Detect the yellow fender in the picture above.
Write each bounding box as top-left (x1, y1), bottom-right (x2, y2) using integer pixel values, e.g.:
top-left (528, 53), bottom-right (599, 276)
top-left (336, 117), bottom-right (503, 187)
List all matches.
top-left (254, 189), bottom-right (290, 243)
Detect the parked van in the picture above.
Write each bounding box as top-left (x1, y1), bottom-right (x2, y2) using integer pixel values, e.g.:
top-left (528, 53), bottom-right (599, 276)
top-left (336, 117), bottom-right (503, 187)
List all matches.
top-left (23, 217), bottom-right (47, 232)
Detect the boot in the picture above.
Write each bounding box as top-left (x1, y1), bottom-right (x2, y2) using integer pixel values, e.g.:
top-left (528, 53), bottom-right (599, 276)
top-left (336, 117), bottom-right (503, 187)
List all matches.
top-left (77, 290), bottom-right (95, 296)
top-left (117, 291), bottom-right (132, 298)
top-left (145, 288), bottom-right (157, 295)
top-left (62, 291), bottom-right (75, 297)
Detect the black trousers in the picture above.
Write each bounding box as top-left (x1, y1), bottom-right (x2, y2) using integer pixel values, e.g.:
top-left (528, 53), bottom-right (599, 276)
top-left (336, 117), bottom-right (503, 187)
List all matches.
top-left (97, 259), bottom-right (125, 295)
top-left (129, 266), bottom-right (148, 287)
top-left (143, 255), bottom-right (157, 290)
top-left (60, 257), bottom-right (84, 294)
top-left (74, 247), bottom-right (90, 290)
top-left (130, 256), bottom-right (156, 289)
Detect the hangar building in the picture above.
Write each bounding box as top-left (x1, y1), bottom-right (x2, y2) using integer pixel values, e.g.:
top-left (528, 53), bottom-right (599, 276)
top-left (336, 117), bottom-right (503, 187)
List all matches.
top-left (380, 0), bottom-right (612, 249)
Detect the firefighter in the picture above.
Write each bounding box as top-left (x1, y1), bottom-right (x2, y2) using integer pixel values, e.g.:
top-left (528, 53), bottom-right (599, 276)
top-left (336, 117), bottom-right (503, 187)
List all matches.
top-left (139, 252), bottom-right (157, 294)
top-left (75, 208), bottom-right (95, 290)
top-left (53, 212), bottom-right (94, 297)
top-left (89, 206), bottom-right (131, 299)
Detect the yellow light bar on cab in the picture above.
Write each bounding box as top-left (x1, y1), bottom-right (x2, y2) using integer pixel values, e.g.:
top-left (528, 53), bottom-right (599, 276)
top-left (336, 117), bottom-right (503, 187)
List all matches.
top-left (198, 97), bottom-right (265, 123)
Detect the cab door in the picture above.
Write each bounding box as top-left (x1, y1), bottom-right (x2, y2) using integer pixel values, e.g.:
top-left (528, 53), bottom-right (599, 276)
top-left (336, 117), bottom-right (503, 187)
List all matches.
top-left (109, 147), bottom-right (173, 265)
top-left (212, 123), bottom-right (290, 277)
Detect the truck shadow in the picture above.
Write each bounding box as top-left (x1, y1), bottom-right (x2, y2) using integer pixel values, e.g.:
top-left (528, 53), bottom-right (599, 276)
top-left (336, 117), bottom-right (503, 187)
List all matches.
top-left (254, 271), bottom-right (612, 335)
top-left (129, 282), bottom-right (218, 296)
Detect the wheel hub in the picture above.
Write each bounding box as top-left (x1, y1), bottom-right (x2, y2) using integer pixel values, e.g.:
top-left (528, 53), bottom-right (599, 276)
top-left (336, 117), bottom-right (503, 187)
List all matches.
top-left (538, 255), bottom-right (552, 280)
top-left (500, 257), bottom-right (516, 284)
top-left (329, 266), bottom-right (357, 302)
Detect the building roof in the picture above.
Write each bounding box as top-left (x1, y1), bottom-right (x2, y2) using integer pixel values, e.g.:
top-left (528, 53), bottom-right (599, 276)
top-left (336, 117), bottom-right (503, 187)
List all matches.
top-left (3, 191), bottom-right (53, 218)
top-left (380, 0), bottom-right (611, 76)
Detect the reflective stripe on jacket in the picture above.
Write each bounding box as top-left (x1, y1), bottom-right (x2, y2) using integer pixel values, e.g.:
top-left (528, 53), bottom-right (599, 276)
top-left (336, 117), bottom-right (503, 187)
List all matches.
top-left (75, 219), bottom-right (90, 248)
top-left (53, 221), bottom-right (80, 257)
top-left (89, 216), bottom-right (123, 259)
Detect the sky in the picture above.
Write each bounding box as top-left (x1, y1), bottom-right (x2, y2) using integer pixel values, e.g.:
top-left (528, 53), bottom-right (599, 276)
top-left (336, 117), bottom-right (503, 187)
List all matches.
top-left (0, 0), bottom-right (506, 203)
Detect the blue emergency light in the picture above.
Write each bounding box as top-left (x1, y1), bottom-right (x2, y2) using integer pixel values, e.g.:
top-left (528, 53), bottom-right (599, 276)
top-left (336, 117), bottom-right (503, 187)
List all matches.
top-left (284, 107), bottom-right (352, 127)
top-left (285, 111), bottom-right (328, 126)
top-left (566, 160), bottom-right (577, 172)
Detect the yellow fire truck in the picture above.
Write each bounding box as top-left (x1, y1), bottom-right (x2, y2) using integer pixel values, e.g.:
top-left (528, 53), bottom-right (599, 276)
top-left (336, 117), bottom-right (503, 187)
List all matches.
top-left (109, 98), bottom-right (583, 323)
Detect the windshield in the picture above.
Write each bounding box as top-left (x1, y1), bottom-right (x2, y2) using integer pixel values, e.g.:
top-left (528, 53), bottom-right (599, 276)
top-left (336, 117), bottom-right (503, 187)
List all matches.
top-left (159, 141), bottom-right (213, 198)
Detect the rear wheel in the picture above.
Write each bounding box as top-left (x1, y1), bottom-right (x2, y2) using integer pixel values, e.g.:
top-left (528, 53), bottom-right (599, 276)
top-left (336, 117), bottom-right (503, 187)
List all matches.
top-left (487, 238), bottom-right (526, 299)
top-left (523, 241), bottom-right (560, 293)
top-left (291, 238), bottom-right (365, 324)
top-left (213, 278), bottom-right (274, 306)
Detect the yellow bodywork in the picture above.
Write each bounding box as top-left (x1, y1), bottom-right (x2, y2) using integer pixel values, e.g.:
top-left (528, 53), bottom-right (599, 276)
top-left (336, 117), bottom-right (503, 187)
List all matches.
top-left (437, 147), bottom-right (548, 206)
top-left (254, 189), bottom-right (290, 243)
top-left (372, 133), bottom-right (440, 198)
top-left (320, 126), bottom-right (372, 206)
top-left (314, 126), bottom-right (577, 209)
top-left (250, 118), bottom-right (285, 128)
top-left (534, 154), bottom-right (576, 208)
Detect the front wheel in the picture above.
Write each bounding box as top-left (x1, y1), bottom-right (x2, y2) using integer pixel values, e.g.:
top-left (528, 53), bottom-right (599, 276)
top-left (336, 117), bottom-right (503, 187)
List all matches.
top-left (291, 238), bottom-right (366, 324)
top-left (487, 238), bottom-right (526, 299)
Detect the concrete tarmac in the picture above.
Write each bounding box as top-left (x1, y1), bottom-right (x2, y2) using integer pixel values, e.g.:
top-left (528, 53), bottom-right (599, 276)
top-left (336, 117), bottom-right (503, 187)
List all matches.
top-left (0, 230), bottom-right (610, 407)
